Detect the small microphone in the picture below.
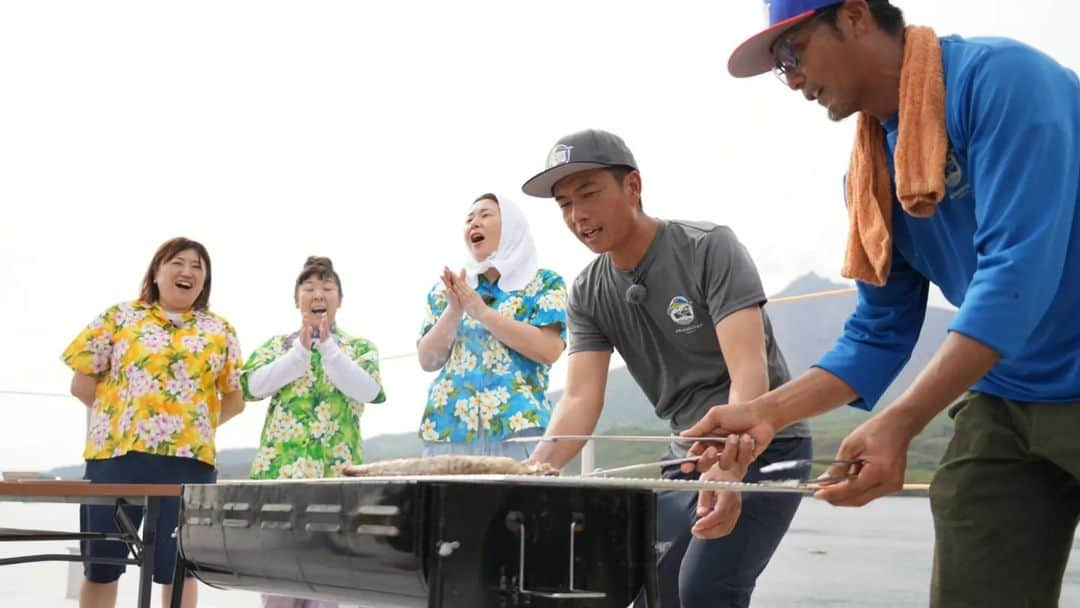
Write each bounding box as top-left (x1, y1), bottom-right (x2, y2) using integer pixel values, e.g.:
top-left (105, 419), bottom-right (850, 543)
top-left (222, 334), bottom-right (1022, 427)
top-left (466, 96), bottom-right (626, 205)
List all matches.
top-left (311, 311), bottom-right (326, 344)
top-left (625, 282), bottom-right (648, 305)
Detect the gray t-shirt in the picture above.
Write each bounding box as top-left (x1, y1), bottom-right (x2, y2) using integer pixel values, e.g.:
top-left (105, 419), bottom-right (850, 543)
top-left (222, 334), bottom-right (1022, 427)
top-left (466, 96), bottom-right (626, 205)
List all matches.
top-left (568, 220), bottom-right (810, 445)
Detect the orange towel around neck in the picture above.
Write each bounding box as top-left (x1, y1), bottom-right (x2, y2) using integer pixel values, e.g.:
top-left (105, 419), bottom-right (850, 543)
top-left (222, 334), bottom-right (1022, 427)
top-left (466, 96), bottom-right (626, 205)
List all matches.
top-left (842, 26), bottom-right (948, 287)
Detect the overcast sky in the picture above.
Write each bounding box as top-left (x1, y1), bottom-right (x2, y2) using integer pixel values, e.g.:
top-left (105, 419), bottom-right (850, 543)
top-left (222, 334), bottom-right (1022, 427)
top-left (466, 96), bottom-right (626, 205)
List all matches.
top-left (2, 1), bottom-right (1077, 471)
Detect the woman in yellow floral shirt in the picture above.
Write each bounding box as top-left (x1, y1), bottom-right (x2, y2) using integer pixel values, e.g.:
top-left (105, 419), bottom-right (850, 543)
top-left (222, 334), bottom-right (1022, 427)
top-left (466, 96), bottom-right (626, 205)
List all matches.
top-left (62, 237), bottom-right (245, 608)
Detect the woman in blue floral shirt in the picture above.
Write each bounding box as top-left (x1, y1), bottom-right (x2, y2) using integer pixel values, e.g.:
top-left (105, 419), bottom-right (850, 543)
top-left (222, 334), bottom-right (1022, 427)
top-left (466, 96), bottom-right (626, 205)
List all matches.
top-left (417, 193), bottom-right (567, 458)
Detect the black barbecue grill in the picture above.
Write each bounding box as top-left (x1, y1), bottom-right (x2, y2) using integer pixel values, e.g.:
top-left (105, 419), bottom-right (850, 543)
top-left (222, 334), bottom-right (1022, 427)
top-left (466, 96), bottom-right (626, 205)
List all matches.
top-left (178, 476), bottom-right (660, 607)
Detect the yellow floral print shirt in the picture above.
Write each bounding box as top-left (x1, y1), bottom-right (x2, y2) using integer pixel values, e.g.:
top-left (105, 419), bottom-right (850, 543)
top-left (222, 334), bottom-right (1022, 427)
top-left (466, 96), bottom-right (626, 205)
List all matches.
top-left (62, 300), bottom-right (244, 467)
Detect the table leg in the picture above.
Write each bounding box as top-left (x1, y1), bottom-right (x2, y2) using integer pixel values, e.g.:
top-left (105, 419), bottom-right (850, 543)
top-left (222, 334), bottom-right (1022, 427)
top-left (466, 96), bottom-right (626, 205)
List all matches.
top-left (169, 542), bottom-right (187, 608)
top-left (136, 497), bottom-right (160, 608)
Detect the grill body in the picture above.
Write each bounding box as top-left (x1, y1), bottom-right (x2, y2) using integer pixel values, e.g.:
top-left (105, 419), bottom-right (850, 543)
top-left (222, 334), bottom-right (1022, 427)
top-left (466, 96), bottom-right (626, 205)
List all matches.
top-left (179, 477), bottom-right (659, 607)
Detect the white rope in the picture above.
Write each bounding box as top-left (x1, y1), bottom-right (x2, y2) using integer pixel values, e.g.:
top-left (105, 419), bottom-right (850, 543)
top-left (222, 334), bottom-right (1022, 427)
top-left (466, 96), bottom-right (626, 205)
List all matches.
top-left (769, 287), bottom-right (856, 305)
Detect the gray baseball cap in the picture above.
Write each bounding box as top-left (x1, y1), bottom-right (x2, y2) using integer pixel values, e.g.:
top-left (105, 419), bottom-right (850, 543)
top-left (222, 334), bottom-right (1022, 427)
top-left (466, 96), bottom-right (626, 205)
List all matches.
top-left (521, 129), bottom-right (638, 198)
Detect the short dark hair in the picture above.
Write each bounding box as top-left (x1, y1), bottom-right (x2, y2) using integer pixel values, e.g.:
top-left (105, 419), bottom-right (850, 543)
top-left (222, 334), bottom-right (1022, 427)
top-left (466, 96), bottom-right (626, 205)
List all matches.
top-left (819, 0), bottom-right (905, 37)
top-left (606, 165), bottom-right (644, 210)
top-left (607, 165), bottom-right (635, 185)
top-left (474, 193), bottom-right (499, 205)
top-left (140, 237), bottom-right (213, 311)
top-left (295, 256), bottom-right (342, 302)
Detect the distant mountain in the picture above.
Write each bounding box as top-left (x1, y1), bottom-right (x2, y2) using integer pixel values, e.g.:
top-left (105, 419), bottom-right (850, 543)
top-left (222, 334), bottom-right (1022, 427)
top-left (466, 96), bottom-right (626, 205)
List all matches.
top-left (767, 274), bottom-right (957, 480)
top-left (548, 368), bottom-right (667, 433)
top-left (768, 272), bottom-right (956, 407)
top-left (49, 273), bottom-right (957, 482)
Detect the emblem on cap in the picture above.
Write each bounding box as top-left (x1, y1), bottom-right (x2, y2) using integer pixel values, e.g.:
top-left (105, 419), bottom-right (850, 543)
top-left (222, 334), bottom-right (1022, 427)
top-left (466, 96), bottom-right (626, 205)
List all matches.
top-left (547, 144), bottom-right (573, 168)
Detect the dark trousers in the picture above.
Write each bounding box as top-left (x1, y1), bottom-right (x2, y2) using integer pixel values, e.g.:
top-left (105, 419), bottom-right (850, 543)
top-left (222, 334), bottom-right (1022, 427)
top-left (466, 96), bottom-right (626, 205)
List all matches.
top-left (639, 436), bottom-right (812, 607)
top-left (930, 392), bottom-right (1080, 608)
top-left (81, 451), bottom-right (216, 584)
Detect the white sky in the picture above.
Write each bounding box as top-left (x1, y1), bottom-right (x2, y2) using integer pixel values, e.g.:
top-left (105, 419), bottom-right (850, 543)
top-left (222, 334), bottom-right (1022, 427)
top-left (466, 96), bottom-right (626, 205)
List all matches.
top-left (2, 1), bottom-right (1077, 471)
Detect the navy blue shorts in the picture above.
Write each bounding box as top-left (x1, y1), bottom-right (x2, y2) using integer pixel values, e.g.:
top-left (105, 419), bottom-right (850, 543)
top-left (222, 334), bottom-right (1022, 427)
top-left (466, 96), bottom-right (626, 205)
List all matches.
top-left (80, 451), bottom-right (216, 584)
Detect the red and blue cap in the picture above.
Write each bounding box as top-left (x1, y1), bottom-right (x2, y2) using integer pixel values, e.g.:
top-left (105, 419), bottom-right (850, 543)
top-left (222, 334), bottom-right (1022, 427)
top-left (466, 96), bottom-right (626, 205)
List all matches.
top-left (728, 0), bottom-right (843, 78)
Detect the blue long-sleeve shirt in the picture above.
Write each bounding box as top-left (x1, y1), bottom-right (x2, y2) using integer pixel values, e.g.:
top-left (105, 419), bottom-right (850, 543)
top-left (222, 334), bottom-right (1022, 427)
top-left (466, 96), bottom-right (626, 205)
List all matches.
top-left (816, 35), bottom-right (1080, 409)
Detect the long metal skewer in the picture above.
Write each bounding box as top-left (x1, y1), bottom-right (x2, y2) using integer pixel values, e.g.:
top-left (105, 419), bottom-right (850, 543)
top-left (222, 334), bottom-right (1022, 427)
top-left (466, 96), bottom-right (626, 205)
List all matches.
top-left (760, 458), bottom-right (864, 474)
top-left (503, 434), bottom-right (732, 444)
top-left (581, 456), bottom-right (702, 477)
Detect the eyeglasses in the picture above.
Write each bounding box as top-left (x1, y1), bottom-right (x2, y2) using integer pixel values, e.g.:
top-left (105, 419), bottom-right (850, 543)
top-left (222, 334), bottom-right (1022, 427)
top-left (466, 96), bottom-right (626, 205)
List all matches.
top-left (772, 38), bottom-right (800, 85)
top-left (771, 13), bottom-right (825, 86)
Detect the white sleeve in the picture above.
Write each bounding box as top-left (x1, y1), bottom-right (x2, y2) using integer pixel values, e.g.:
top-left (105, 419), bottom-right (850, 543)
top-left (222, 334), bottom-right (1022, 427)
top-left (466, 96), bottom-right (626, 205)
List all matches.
top-left (245, 343), bottom-right (312, 399)
top-left (318, 338), bottom-right (382, 403)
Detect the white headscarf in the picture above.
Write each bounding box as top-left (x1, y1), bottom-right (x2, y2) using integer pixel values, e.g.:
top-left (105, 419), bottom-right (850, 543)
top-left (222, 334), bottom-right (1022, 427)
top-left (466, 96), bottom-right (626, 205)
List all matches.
top-left (463, 193), bottom-right (539, 292)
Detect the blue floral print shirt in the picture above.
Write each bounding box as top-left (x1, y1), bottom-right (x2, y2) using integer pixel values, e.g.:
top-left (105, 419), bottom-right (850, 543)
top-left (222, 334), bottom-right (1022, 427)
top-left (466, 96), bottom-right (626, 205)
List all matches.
top-left (418, 268), bottom-right (567, 443)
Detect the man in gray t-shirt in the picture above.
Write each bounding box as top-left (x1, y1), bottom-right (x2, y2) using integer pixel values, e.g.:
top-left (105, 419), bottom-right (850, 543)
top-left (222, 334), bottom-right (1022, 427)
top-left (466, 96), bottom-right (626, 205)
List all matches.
top-left (522, 129), bottom-right (812, 608)
top-left (570, 218), bottom-right (810, 442)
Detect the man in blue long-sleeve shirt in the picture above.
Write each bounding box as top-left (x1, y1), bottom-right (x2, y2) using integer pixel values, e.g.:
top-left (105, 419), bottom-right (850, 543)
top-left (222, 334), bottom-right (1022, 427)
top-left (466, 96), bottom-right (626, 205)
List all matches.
top-left (684, 1), bottom-right (1080, 605)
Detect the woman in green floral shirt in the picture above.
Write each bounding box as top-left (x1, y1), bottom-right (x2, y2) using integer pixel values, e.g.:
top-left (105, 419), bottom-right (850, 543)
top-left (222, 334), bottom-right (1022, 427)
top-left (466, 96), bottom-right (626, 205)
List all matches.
top-left (242, 256), bottom-right (386, 484)
top-left (241, 257), bottom-right (385, 608)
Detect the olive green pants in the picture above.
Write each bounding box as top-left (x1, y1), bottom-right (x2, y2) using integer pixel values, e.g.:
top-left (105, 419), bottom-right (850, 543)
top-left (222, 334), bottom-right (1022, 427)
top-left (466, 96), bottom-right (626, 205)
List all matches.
top-left (930, 391), bottom-right (1080, 607)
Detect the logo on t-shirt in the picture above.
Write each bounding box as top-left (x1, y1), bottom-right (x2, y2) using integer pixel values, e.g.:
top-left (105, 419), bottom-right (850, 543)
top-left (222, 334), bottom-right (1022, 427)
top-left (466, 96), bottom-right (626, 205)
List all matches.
top-left (667, 296), bottom-right (696, 326)
top-left (944, 149), bottom-right (971, 199)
